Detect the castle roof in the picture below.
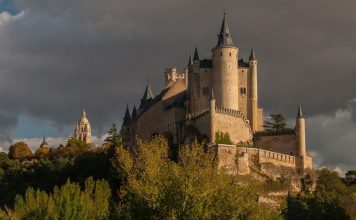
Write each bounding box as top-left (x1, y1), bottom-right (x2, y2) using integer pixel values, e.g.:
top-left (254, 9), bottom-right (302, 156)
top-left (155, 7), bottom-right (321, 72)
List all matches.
top-left (216, 13), bottom-right (234, 47)
top-left (122, 104), bottom-right (131, 126)
top-left (40, 137), bottom-right (49, 148)
top-left (297, 105), bottom-right (303, 118)
top-left (193, 47), bottom-right (199, 61)
top-left (187, 53), bottom-right (192, 66)
top-left (131, 105), bottom-right (137, 119)
top-left (249, 48), bottom-right (256, 60)
top-left (139, 82), bottom-right (154, 109)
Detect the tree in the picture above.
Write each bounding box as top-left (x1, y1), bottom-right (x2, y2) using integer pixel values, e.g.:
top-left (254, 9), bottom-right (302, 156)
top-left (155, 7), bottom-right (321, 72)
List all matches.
top-left (215, 131), bottom-right (233, 144)
top-left (344, 170), bottom-right (356, 185)
top-left (113, 136), bottom-right (279, 219)
top-left (34, 147), bottom-right (50, 158)
top-left (1, 177), bottom-right (111, 220)
top-left (8, 142), bottom-right (33, 160)
top-left (264, 113), bottom-right (287, 130)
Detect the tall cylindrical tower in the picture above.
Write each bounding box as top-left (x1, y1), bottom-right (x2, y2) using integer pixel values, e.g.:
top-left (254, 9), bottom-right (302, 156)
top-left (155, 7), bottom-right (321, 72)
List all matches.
top-left (249, 48), bottom-right (258, 131)
top-left (212, 14), bottom-right (239, 110)
top-left (296, 106), bottom-right (306, 156)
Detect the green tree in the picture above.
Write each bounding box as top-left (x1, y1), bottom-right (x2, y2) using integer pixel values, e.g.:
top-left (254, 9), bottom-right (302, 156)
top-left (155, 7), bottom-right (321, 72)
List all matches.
top-left (264, 113), bottom-right (287, 130)
top-left (2, 177), bottom-right (111, 220)
top-left (113, 136), bottom-right (279, 219)
top-left (215, 131), bottom-right (233, 144)
top-left (8, 142), bottom-right (33, 160)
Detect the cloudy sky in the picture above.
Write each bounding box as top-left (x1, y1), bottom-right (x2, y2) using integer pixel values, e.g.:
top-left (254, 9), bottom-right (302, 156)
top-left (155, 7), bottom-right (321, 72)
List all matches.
top-left (0, 0), bottom-right (355, 172)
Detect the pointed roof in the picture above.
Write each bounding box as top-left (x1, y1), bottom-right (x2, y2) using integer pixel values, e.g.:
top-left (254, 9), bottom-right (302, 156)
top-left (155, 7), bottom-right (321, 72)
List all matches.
top-left (139, 82), bottom-right (154, 109)
top-left (216, 13), bottom-right (234, 47)
top-left (143, 83), bottom-right (154, 100)
top-left (249, 48), bottom-right (256, 60)
top-left (188, 53), bottom-right (193, 66)
top-left (131, 105), bottom-right (137, 119)
top-left (297, 105), bottom-right (303, 118)
top-left (193, 47), bottom-right (199, 61)
top-left (82, 109), bottom-right (86, 117)
top-left (40, 137), bottom-right (49, 148)
top-left (209, 88), bottom-right (215, 101)
top-left (123, 104), bottom-right (131, 126)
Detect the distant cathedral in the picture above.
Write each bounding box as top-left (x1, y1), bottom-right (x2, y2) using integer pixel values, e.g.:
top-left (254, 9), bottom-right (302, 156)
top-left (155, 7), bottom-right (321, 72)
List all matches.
top-left (74, 110), bottom-right (92, 144)
top-left (120, 14), bottom-right (313, 175)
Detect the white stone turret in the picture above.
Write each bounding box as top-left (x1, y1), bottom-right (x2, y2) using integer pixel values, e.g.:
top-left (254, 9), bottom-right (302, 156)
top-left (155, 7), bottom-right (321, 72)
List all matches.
top-left (74, 110), bottom-right (92, 144)
top-left (212, 14), bottom-right (239, 110)
top-left (249, 48), bottom-right (259, 131)
top-left (209, 89), bottom-right (216, 143)
top-left (296, 106), bottom-right (306, 156)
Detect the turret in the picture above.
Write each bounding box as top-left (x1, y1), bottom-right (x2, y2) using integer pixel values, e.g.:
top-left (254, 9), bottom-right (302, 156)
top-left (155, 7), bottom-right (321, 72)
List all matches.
top-left (249, 48), bottom-right (259, 131)
top-left (209, 89), bottom-right (216, 143)
top-left (192, 47), bottom-right (200, 73)
top-left (296, 106), bottom-right (306, 156)
top-left (121, 105), bottom-right (132, 147)
top-left (212, 13), bottom-right (239, 110)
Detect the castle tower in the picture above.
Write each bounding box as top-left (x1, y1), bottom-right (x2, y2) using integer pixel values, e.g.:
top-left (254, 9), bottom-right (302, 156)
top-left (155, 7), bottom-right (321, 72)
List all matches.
top-left (121, 105), bottom-right (132, 146)
top-left (212, 13), bottom-right (239, 110)
top-left (249, 48), bottom-right (259, 131)
top-left (296, 106), bottom-right (306, 156)
top-left (188, 47), bottom-right (200, 115)
top-left (74, 110), bottom-right (92, 144)
top-left (209, 89), bottom-right (216, 143)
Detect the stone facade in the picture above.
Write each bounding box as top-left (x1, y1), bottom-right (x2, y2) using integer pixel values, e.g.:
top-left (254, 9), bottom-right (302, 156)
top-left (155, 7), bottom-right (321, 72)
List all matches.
top-left (121, 14), bottom-right (313, 174)
top-left (74, 110), bottom-right (92, 144)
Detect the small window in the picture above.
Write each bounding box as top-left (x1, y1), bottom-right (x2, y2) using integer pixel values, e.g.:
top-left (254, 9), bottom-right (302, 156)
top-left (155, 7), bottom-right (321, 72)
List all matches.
top-left (220, 52), bottom-right (223, 56)
top-left (240, 87), bottom-right (247, 95)
top-left (205, 70), bottom-right (207, 73)
top-left (229, 52), bottom-right (231, 56)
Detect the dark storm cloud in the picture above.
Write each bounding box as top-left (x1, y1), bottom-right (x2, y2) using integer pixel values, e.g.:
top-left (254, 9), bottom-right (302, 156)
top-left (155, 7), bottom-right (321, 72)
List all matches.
top-left (0, 0), bottom-right (355, 139)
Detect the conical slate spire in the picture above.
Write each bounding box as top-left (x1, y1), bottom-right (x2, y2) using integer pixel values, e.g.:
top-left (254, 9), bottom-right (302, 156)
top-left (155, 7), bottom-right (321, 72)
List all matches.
top-left (123, 104), bottom-right (131, 126)
top-left (297, 105), bottom-right (303, 118)
top-left (139, 82), bottom-right (154, 109)
top-left (193, 47), bottom-right (199, 61)
top-left (143, 83), bottom-right (154, 100)
top-left (82, 109), bottom-right (86, 117)
top-left (131, 105), bottom-right (137, 119)
top-left (188, 53), bottom-right (193, 66)
top-left (249, 48), bottom-right (256, 60)
top-left (216, 13), bottom-right (234, 47)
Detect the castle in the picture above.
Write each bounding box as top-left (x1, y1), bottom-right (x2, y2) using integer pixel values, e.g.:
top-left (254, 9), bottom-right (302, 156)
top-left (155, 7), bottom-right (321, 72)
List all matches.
top-left (120, 14), bottom-right (313, 175)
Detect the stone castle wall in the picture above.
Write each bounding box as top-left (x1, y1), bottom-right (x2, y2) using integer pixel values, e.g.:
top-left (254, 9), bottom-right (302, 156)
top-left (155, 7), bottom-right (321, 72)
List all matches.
top-left (214, 107), bottom-right (252, 143)
top-left (254, 133), bottom-right (298, 155)
top-left (216, 144), bottom-right (302, 176)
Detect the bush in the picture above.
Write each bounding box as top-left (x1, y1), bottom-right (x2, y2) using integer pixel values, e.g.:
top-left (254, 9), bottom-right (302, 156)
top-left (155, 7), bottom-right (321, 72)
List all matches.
top-left (8, 142), bottom-right (33, 160)
top-left (2, 177), bottom-right (111, 220)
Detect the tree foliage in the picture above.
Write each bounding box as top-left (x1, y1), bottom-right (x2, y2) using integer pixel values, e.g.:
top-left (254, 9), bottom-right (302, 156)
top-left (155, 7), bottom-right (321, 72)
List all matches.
top-left (112, 136), bottom-right (279, 219)
top-left (284, 168), bottom-right (356, 219)
top-left (2, 177), bottom-right (111, 220)
top-left (215, 131), bottom-right (233, 145)
top-left (264, 113), bottom-right (287, 130)
top-left (8, 142), bottom-right (33, 160)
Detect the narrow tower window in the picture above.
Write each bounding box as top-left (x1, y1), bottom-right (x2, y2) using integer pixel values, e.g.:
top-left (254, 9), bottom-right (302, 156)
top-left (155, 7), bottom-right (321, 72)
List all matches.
top-left (229, 52), bottom-right (231, 56)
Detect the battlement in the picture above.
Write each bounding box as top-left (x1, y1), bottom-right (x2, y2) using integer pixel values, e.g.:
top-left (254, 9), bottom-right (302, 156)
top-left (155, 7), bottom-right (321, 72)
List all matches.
top-left (241, 147), bottom-right (296, 165)
top-left (214, 107), bottom-right (251, 132)
top-left (254, 129), bottom-right (295, 138)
